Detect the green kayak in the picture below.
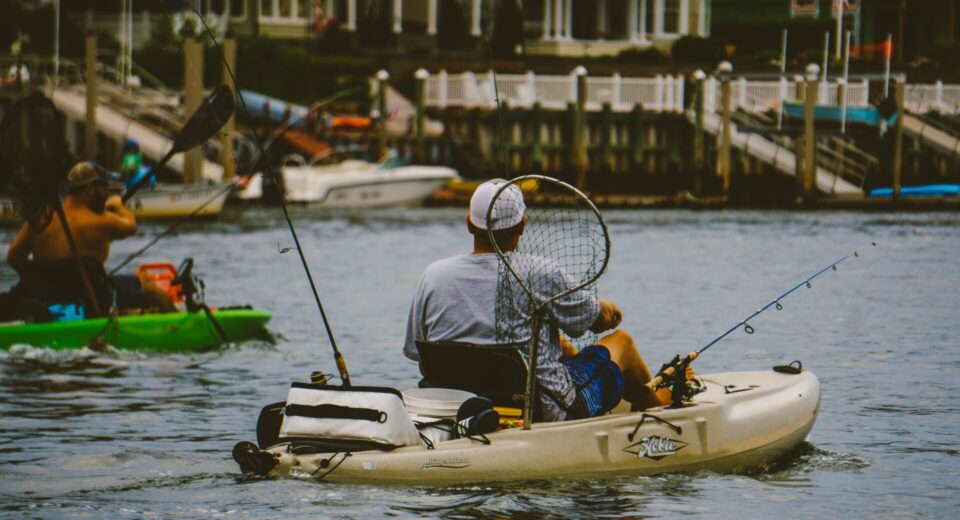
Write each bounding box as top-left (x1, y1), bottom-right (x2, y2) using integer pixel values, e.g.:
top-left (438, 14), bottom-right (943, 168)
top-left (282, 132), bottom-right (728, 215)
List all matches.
top-left (0, 308), bottom-right (272, 352)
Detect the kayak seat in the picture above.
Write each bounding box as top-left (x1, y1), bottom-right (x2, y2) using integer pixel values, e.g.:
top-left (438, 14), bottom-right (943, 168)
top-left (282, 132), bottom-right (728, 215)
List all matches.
top-left (416, 340), bottom-right (528, 408)
top-left (12, 257), bottom-right (112, 316)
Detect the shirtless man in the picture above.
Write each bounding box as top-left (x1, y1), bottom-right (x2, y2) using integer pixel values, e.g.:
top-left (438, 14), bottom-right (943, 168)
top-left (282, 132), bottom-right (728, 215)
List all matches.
top-left (6, 162), bottom-right (175, 313)
top-left (404, 180), bottom-right (675, 422)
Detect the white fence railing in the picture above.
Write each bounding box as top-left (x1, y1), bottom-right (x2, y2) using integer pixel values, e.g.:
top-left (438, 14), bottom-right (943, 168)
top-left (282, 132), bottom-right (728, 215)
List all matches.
top-left (905, 82), bottom-right (960, 115)
top-left (423, 71), bottom-right (687, 113)
top-left (703, 77), bottom-right (871, 114)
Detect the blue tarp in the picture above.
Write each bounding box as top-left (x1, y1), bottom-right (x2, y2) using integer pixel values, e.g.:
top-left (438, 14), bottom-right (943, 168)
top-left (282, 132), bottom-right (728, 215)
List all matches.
top-left (782, 102), bottom-right (894, 127)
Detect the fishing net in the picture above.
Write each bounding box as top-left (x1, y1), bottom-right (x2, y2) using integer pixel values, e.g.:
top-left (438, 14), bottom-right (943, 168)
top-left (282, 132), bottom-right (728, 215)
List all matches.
top-left (0, 92), bottom-right (68, 231)
top-left (491, 175), bottom-right (611, 353)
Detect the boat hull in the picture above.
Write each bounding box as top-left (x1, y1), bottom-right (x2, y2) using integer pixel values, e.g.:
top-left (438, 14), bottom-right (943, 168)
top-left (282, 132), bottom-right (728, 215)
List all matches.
top-left (263, 369), bottom-right (820, 483)
top-left (126, 183), bottom-right (230, 219)
top-left (0, 308), bottom-right (272, 352)
top-left (282, 163), bottom-right (458, 207)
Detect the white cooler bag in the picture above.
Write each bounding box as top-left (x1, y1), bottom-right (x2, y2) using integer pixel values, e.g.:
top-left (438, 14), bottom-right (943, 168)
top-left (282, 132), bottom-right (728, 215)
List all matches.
top-left (279, 383), bottom-right (421, 450)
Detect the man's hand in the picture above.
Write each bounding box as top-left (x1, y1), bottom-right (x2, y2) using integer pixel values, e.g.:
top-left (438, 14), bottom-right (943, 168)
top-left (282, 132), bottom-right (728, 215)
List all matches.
top-left (590, 298), bottom-right (622, 333)
top-left (104, 195), bottom-right (125, 214)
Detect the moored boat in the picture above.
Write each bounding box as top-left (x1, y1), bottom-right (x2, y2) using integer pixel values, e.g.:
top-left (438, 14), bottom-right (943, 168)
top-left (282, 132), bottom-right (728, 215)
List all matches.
top-left (125, 182), bottom-right (231, 219)
top-left (237, 368), bottom-right (819, 483)
top-left (280, 158), bottom-right (459, 207)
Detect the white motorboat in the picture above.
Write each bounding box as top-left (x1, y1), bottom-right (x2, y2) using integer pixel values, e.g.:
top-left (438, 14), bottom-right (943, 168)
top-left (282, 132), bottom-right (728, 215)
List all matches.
top-left (125, 182), bottom-right (230, 219)
top-left (280, 157), bottom-right (459, 207)
top-left (234, 367), bottom-right (820, 484)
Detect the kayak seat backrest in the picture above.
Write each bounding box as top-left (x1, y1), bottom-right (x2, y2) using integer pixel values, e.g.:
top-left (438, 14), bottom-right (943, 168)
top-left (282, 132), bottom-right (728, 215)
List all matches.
top-left (17, 257), bottom-right (112, 312)
top-left (416, 340), bottom-right (528, 408)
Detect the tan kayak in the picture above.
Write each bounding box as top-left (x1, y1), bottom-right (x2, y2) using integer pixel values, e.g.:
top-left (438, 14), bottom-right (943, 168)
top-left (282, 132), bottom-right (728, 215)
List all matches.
top-left (249, 368), bottom-right (819, 484)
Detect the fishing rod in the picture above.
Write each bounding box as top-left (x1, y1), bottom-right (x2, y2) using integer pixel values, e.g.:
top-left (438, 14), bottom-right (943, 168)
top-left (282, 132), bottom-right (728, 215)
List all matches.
top-left (193, 10), bottom-right (351, 387)
top-left (646, 242), bottom-right (877, 394)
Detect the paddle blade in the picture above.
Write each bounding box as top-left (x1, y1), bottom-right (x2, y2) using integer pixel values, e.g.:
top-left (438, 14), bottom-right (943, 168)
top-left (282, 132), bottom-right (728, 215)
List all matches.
top-left (0, 93), bottom-right (68, 231)
top-left (172, 84), bottom-right (235, 154)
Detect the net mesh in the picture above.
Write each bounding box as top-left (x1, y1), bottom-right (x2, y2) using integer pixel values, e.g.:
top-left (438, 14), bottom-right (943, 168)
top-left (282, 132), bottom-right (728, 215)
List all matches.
top-left (492, 176), bottom-right (610, 352)
top-left (0, 93), bottom-right (68, 232)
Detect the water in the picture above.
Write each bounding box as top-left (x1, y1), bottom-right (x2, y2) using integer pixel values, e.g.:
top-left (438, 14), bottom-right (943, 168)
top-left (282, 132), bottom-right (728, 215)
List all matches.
top-left (1, 207), bottom-right (958, 518)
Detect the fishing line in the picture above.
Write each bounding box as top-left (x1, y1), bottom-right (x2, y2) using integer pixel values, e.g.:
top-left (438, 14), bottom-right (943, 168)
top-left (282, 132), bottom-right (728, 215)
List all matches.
top-left (192, 7), bottom-right (351, 387)
top-left (483, 8), bottom-right (515, 179)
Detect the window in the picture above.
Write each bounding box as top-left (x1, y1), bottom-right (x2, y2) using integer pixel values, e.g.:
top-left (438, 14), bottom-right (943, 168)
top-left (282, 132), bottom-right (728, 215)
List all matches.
top-left (261, 0), bottom-right (273, 18)
top-left (279, 0), bottom-right (292, 18)
top-left (294, 0), bottom-right (308, 19)
top-left (663, 0), bottom-right (679, 34)
top-left (230, 0), bottom-right (246, 19)
top-left (644, 0), bottom-right (654, 35)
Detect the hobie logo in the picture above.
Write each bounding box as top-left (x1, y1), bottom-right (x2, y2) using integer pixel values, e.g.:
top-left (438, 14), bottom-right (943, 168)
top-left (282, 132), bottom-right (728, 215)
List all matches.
top-left (624, 435), bottom-right (687, 460)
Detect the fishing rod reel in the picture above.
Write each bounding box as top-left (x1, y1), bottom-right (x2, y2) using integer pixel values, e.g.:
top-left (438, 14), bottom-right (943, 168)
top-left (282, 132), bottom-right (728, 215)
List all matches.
top-left (648, 351), bottom-right (705, 409)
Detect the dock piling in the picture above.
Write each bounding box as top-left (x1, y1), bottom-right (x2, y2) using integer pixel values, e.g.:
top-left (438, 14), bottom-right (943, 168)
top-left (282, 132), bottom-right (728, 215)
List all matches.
top-left (84, 32), bottom-right (97, 161)
top-left (220, 34), bottom-right (236, 182)
top-left (183, 36), bottom-right (204, 185)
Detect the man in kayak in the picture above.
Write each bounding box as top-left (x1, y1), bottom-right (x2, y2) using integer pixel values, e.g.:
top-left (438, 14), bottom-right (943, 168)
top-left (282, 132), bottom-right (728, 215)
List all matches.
top-left (6, 162), bottom-right (176, 313)
top-left (403, 179), bottom-right (674, 423)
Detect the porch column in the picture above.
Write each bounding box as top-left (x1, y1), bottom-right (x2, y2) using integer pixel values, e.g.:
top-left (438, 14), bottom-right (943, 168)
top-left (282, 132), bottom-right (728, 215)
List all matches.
top-left (680, 0), bottom-right (689, 34)
top-left (697, 0), bottom-right (707, 36)
top-left (471, 0), bottom-right (481, 37)
top-left (393, 0), bottom-right (402, 34)
top-left (563, 0), bottom-right (573, 40)
top-left (427, 0), bottom-right (437, 35)
top-left (347, 0), bottom-right (356, 31)
top-left (597, 0), bottom-right (606, 39)
top-left (543, 0), bottom-right (553, 40)
top-left (325, 0), bottom-right (334, 19)
top-left (628, 0), bottom-right (638, 43)
top-left (639, 0), bottom-right (647, 42)
top-left (554, 0), bottom-right (564, 39)
top-left (654, 0), bottom-right (664, 37)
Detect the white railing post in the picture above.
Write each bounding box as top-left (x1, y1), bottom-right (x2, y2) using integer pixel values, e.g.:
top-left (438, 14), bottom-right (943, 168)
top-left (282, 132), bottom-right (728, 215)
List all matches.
top-left (675, 74), bottom-right (685, 112)
top-left (654, 74), bottom-right (664, 112)
top-left (664, 75), bottom-right (675, 112)
top-left (463, 71), bottom-right (477, 107)
top-left (487, 69), bottom-right (497, 108)
top-left (438, 69), bottom-right (448, 107)
top-left (935, 80), bottom-right (944, 113)
top-left (525, 70), bottom-right (536, 108)
top-left (612, 72), bottom-right (622, 111)
top-left (738, 77), bottom-right (747, 111)
top-left (705, 77), bottom-right (717, 113)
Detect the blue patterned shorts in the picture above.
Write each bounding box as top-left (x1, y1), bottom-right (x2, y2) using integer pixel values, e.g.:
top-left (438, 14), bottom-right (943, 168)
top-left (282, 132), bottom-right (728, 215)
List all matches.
top-left (563, 345), bottom-right (625, 419)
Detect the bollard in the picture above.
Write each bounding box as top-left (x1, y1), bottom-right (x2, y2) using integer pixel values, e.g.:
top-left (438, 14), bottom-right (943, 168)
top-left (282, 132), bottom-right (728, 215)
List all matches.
top-left (719, 78), bottom-right (732, 197)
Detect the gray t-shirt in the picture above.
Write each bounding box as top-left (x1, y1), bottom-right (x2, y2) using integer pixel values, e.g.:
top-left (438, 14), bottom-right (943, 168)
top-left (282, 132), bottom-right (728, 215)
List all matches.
top-left (403, 253), bottom-right (599, 421)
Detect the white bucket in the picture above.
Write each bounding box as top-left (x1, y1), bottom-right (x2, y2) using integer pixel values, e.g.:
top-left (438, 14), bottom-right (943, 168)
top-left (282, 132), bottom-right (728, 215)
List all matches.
top-left (409, 413), bottom-right (455, 445)
top-left (402, 388), bottom-right (475, 418)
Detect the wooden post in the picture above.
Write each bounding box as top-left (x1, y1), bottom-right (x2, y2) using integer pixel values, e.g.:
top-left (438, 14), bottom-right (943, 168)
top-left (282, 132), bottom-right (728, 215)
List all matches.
top-left (631, 104), bottom-right (645, 174)
top-left (84, 32), bottom-right (97, 161)
top-left (414, 68), bottom-right (428, 164)
top-left (893, 80), bottom-right (905, 201)
top-left (220, 34), bottom-right (236, 182)
top-left (574, 66), bottom-right (588, 191)
top-left (795, 76), bottom-right (805, 103)
top-left (803, 79), bottom-right (819, 200)
top-left (719, 78), bottom-right (732, 197)
top-left (693, 72), bottom-right (705, 196)
top-left (377, 69), bottom-right (390, 160)
top-left (531, 102), bottom-right (544, 172)
top-left (183, 36), bottom-right (204, 185)
top-left (600, 102), bottom-right (614, 173)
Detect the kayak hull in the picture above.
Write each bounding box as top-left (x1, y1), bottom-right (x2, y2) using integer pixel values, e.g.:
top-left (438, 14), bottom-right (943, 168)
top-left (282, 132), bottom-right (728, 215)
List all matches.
top-left (262, 369), bottom-right (820, 484)
top-left (0, 308), bottom-right (272, 352)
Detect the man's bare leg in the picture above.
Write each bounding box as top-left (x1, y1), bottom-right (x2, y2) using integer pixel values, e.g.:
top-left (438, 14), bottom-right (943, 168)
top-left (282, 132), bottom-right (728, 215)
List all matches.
top-left (596, 330), bottom-right (672, 410)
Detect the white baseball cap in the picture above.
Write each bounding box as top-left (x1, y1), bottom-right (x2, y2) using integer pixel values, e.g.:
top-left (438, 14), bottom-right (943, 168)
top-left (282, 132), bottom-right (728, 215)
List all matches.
top-left (469, 179), bottom-right (526, 231)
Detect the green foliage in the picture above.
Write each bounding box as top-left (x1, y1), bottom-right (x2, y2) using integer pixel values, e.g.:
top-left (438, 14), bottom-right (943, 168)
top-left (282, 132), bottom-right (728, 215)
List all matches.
top-left (616, 47), bottom-right (670, 65)
top-left (671, 36), bottom-right (724, 64)
top-left (712, 18), bottom-right (833, 60)
top-left (752, 48), bottom-right (782, 64)
top-left (925, 40), bottom-right (960, 68)
top-left (133, 38), bottom-right (373, 107)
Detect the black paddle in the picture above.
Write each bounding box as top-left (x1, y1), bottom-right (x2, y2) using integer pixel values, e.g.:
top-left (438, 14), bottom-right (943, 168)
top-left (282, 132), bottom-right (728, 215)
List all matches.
top-left (122, 84), bottom-right (236, 203)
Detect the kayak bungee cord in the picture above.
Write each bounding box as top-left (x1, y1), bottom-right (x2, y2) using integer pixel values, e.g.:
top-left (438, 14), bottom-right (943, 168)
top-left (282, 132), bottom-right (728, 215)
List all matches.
top-left (646, 242), bottom-right (878, 402)
top-left (193, 10), bottom-right (352, 387)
